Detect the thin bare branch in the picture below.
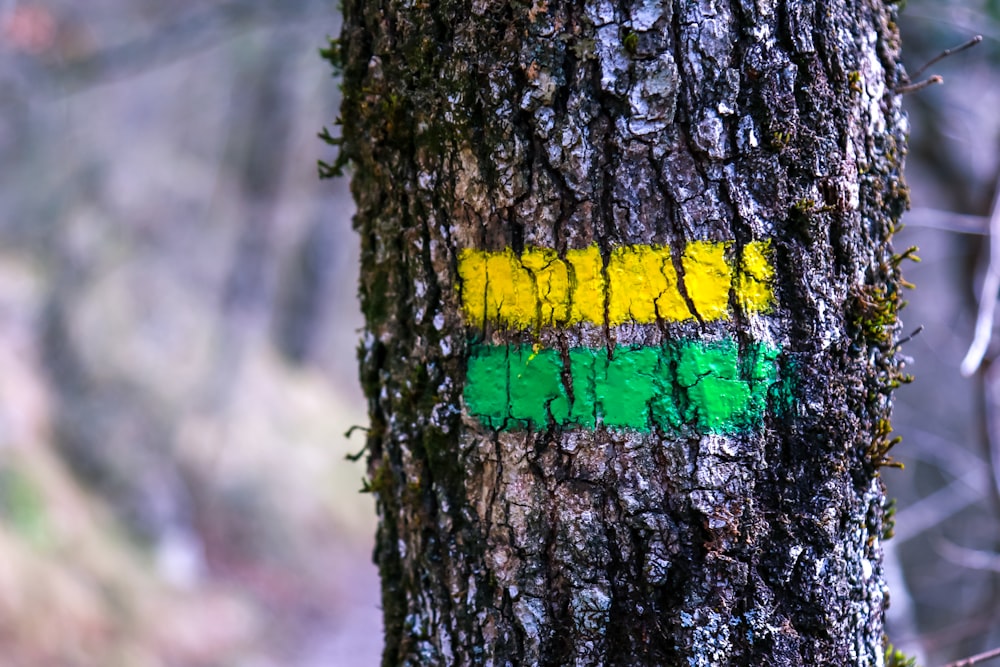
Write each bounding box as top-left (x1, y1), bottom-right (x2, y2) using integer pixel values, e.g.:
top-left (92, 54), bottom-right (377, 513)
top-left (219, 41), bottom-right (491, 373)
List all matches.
top-left (893, 473), bottom-right (982, 542)
top-left (893, 325), bottom-right (923, 351)
top-left (906, 208), bottom-right (988, 235)
top-left (885, 422), bottom-right (990, 542)
top-left (983, 362), bottom-right (1000, 506)
top-left (942, 645), bottom-right (1000, 667)
top-left (883, 541), bottom-right (927, 667)
top-left (960, 176), bottom-right (1000, 376)
top-left (912, 35), bottom-right (984, 78)
top-left (894, 421), bottom-right (990, 485)
top-left (20, 0), bottom-right (335, 101)
top-left (938, 539), bottom-right (1000, 574)
top-left (895, 75), bottom-right (943, 95)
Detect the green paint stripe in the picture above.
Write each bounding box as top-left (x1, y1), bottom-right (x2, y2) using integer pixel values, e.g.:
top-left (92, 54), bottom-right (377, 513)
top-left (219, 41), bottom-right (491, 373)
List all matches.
top-left (464, 340), bottom-right (787, 433)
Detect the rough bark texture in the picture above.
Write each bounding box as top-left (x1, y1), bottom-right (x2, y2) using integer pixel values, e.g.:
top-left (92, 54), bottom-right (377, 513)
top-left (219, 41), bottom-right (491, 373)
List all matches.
top-left (334, 1), bottom-right (909, 665)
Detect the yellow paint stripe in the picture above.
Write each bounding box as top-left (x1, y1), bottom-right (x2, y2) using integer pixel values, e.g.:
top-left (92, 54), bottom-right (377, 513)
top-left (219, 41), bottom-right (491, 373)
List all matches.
top-left (457, 241), bottom-right (774, 329)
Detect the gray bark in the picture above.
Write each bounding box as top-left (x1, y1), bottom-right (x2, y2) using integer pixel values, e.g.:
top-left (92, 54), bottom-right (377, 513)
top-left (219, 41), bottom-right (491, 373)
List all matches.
top-left (333, 1), bottom-right (910, 665)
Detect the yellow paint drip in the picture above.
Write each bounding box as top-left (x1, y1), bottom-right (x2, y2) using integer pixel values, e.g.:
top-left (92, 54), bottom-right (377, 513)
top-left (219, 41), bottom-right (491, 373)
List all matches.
top-left (458, 240), bottom-right (774, 330)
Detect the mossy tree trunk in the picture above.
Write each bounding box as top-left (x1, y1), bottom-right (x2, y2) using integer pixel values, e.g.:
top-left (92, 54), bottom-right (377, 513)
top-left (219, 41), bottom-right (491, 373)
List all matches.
top-left (331, 0), bottom-right (909, 665)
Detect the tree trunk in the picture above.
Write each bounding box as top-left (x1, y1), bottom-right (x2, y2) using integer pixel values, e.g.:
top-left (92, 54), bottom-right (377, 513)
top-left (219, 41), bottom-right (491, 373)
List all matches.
top-left (333, 1), bottom-right (910, 664)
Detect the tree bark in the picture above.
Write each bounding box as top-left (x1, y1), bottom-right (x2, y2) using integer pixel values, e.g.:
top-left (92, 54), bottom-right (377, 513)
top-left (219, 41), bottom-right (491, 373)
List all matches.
top-left (334, 1), bottom-right (910, 665)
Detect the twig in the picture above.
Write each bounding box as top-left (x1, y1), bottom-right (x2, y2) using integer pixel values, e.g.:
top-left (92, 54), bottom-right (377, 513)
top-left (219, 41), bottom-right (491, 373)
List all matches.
top-left (942, 645), bottom-right (1000, 667)
top-left (961, 175), bottom-right (1000, 376)
top-left (883, 541), bottom-right (926, 666)
top-left (912, 35), bottom-right (983, 78)
top-left (938, 539), bottom-right (1000, 574)
top-left (897, 612), bottom-right (1000, 656)
top-left (905, 207), bottom-right (988, 235)
top-left (895, 75), bottom-right (943, 95)
top-left (30, 0), bottom-right (335, 98)
top-left (892, 472), bottom-right (981, 542)
top-left (983, 362), bottom-right (1000, 506)
top-left (344, 424), bottom-right (370, 438)
top-left (893, 325), bottom-right (923, 351)
top-left (887, 426), bottom-right (989, 543)
top-left (900, 422), bottom-right (990, 479)
top-left (344, 425), bottom-right (371, 462)
top-left (895, 35), bottom-right (982, 96)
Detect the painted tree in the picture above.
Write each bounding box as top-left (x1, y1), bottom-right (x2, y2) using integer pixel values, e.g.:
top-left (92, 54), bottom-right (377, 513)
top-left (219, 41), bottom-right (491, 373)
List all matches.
top-left (326, 0), bottom-right (910, 664)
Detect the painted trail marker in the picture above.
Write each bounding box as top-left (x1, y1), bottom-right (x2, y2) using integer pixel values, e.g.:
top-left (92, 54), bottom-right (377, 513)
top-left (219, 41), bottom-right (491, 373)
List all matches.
top-left (458, 239), bottom-right (785, 433)
top-left (464, 340), bottom-right (785, 434)
top-left (458, 240), bottom-right (773, 330)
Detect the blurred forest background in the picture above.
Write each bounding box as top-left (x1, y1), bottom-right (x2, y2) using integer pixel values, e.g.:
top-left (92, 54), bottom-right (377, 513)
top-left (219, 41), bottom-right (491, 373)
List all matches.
top-left (0, 1), bottom-right (998, 665)
top-left (0, 1), bottom-right (377, 665)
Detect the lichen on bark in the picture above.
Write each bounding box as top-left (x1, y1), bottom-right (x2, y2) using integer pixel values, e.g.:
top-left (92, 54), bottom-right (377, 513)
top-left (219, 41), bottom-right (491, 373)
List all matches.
top-left (333, 0), bottom-right (910, 665)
